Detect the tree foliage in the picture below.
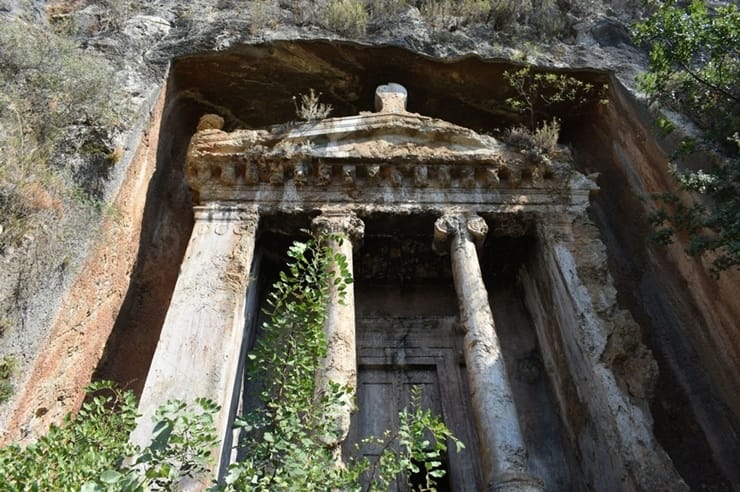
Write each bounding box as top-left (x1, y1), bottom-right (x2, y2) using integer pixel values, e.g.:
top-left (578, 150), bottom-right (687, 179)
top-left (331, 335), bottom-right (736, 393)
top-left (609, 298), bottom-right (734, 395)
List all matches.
top-left (0, 381), bottom-right (219, 491)
top-left (634, 0), bottom-right (739, 275)
top-left (503, 65), bottom-right (607, 131)
top-left (634, 0), bottom-right (739, 143)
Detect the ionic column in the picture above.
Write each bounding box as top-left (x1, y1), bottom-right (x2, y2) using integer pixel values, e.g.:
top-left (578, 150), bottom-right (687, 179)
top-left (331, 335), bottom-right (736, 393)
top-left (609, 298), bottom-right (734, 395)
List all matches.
top-left (433, 212), bottom-right (544, 492)
top-left (311, 210), bottom-right (364, 455)
top-left (130, 203), bottom-right (259, 477)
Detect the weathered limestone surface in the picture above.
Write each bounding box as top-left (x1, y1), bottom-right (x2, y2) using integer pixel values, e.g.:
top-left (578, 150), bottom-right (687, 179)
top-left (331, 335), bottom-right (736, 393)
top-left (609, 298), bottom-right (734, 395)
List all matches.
top-left (130, 203), bottom-right (258, 474)
top-left (519, 213), bottom-right (687, 491)
top-left (434, 212), bottom-right (544, 492)
top-left (0, 80), bottom-right (169, 445)
top-left (311, 209), bottom-right (364, 453)
top-left (374, 83), bottom-right (408, 113)
top-left (184, 108), bottom-right (580, 217)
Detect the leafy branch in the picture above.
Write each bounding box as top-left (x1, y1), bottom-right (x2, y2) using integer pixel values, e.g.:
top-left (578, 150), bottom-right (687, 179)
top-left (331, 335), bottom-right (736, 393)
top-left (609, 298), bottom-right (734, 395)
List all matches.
top-left (359, 385), bottom-right (464, 492)
top-left (635, 0), bottom-right (739, 275)
top-left (224, 235), bottom-right (461, 490)
top-left (503, 65), bottom-right (608, 131)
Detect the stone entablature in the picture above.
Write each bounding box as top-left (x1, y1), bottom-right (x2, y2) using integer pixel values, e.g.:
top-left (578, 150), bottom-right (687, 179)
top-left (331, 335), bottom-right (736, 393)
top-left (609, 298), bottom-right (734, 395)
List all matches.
top-left (185, 103), bottom-right (587, 211)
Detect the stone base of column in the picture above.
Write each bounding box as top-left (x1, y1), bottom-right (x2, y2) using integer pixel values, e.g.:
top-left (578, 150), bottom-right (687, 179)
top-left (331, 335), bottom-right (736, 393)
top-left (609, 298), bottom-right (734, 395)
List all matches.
top-left (489, 472), bottom-right (546, 492)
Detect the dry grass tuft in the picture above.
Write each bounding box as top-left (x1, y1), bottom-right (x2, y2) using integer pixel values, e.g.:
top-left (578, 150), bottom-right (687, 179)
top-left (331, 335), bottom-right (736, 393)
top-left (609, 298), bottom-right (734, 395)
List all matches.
top-left (293, 89), bottom-right (333, 121)
top-left (532, 118), bottom-right (560, 153)
top-left (504, 118), bottom-right (561, 156)
top-left (323, 0), bottom-right (369, 36)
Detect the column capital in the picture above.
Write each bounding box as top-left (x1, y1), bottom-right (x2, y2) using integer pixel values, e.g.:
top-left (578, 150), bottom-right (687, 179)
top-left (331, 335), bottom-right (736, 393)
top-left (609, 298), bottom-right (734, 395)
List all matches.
top-left (311, 210), bottom-right (365, 244)
top-left (433, 212), bottom-right (488, 254)
top-left (194, 203), bottom-right (259, 235)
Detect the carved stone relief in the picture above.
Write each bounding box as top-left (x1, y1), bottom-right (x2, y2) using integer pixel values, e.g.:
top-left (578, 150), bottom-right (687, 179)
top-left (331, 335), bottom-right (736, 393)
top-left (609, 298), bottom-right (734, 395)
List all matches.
top-left (134, 83), bottom-right (685, 491)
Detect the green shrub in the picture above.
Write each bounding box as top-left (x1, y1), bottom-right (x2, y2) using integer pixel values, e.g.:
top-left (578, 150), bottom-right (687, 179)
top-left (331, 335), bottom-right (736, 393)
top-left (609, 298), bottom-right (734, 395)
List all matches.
top-left (0, 355), bottom-right (18, 404)
top-left (0, 381), bottom-right (219, 491)
top-left (0, 381), bottom-right (138, 490)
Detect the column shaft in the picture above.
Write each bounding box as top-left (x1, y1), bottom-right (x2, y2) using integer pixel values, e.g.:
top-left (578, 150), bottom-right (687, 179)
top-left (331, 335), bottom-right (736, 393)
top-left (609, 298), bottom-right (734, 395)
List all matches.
top-left (311, 211), bottom-right (364, 451)
top-left (130, 203), bottom-right (259, 476)
top-left (434, 213), bottom-right (543, 492)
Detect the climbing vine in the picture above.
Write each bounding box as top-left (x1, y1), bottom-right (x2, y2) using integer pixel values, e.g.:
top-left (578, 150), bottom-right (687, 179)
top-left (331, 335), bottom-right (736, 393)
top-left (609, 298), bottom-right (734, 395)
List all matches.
top-left (223, 233), bottom-right (462, 491)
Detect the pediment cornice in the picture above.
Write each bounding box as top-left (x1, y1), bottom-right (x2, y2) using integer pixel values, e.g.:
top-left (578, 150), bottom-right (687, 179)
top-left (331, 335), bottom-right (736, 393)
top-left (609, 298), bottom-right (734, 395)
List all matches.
top-left (184, 84), bottom-right (593, 210)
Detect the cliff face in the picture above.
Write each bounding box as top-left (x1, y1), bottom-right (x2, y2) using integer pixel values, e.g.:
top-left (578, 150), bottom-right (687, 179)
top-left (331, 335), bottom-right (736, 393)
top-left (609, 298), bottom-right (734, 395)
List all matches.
top-left (0, 1), bottom-right (738, 489)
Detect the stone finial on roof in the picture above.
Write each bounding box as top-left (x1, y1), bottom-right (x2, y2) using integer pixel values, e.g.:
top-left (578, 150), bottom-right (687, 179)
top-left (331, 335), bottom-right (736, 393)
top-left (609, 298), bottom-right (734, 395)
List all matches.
top-left (374, 83), bottom-right (407, 113)
top-left (197, 113), bottom-right (224, 131)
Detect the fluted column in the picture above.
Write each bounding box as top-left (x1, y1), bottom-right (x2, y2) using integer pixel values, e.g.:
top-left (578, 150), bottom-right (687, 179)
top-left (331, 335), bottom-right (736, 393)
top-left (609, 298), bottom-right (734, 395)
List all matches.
top-left (433, 212), bottom-right (544, 492)
top-left (130, 203), bottom-right (259, 477)
top-left (311, 210), bottom-right (364, 455)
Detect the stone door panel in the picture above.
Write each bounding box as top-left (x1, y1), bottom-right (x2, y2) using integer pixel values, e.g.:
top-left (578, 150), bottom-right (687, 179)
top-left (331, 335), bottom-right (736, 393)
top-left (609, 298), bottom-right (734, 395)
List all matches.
top-left (349, 316), bottom-right (483, 491)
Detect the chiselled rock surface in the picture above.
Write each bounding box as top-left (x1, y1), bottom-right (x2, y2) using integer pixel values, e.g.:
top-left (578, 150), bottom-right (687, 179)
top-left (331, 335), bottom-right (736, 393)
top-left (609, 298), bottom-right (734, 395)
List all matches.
top-left (171, 88), bottom-right (684, 489)
top-left (130, 203), bottom-right (259, 479)
top-left (520, 214), bottom-right (687, 491)
top-left (311, 210), bottom-right (364, 457)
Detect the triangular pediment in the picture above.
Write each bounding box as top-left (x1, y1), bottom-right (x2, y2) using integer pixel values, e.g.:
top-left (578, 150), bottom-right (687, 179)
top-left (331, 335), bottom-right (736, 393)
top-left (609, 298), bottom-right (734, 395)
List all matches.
top-left (185, 84), bottom-right (592, 211)
top-left (267, 112), bottom-right (511, 162)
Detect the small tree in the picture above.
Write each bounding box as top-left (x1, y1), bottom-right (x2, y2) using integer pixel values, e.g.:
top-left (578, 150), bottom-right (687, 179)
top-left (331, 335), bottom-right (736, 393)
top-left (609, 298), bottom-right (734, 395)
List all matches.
top-left (503, 65), bottom-right (607, 131)
top-left (502, 65), bottom-right (607, 155)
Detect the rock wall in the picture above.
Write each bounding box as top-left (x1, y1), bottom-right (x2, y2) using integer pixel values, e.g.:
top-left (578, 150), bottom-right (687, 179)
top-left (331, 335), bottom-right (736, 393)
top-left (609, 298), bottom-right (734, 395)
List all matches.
top-left (1, 2), bottom-right (738, 489)
top-left (520, 214), bottom-right (685, 491)
top-left (1, 82), bottom-right (169, 441)
top-left (570, 80), bottom-right (740, 487)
